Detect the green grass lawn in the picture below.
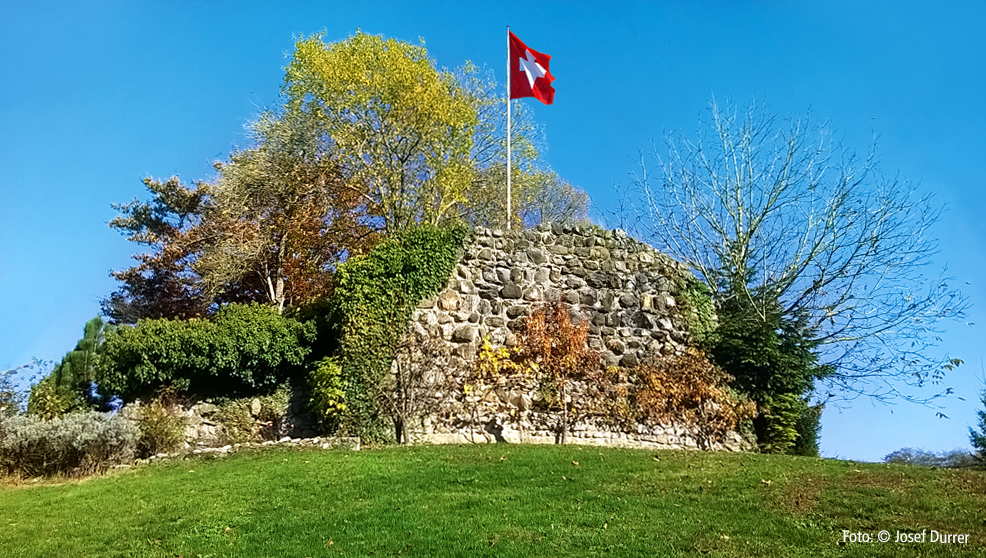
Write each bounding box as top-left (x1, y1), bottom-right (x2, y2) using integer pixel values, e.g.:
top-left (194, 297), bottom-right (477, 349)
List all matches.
top-left (1, 444), bottom-right (984, 557)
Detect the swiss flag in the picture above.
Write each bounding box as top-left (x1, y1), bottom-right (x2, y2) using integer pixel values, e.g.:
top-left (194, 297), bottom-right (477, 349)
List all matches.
top-left (509, 31), bottom-right (554, 105)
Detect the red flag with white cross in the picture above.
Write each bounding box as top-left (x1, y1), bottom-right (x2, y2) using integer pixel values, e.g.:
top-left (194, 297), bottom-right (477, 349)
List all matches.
top-left (508, 31), bottom-right (555, 105)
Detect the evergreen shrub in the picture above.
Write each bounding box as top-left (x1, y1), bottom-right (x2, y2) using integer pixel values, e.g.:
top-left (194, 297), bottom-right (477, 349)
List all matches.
top-left (710, 295), bottom-right (832, 454)
top-left (98, 303), bottom-right (315, 400)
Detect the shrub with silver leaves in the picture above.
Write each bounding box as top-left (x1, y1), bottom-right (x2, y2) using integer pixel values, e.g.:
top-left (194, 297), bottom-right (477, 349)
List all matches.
top-left (0, 411), bottom-right (139, 477)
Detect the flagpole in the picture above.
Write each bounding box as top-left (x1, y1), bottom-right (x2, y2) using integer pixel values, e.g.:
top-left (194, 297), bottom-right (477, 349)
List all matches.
top-left (506, 25), bottom-right (512, 231)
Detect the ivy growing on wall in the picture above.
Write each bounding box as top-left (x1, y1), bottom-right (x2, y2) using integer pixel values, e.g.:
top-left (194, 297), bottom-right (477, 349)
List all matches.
top-left (671, 275), bottom-right (717, 345)
top-left (325, 224), bottom-right (468, 441)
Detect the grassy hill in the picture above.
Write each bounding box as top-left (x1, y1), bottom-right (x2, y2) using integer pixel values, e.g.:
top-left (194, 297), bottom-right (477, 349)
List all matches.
top-left (1, 444), bottom-right (984, 557)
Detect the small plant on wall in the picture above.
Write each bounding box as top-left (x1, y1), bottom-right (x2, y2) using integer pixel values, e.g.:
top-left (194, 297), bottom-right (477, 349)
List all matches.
top-left (519, 302), bottom-right (600, 444)
top-left (469, 301), bottom-right (603, 444)
top-left (465, 337), bottom-right (538, 442)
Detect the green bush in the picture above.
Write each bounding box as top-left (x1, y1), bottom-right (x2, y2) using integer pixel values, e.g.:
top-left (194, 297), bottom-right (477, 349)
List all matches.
top-left (135, 388), bottom-right (187, 457)
top-left (791, 400), bottom-right (824, 457)
top-left (98, 303), bottom-right (316, 400)
top-left (0, 411), bottom-right (139, 477)
top-left (755, 393), bottom-right (805, 454)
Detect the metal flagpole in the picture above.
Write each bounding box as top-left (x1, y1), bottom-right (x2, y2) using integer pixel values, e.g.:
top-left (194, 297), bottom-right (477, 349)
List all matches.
top-left (506, 25), bottom-right (512, 231)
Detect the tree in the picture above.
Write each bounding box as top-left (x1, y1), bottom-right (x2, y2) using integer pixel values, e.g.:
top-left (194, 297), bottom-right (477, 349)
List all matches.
top-left (1, 359), bottom-right (52, 417)
top-left (971, 387), bottom-right (986, 464)
top-left (620, 98), bottom-right (967, 402)
top-left (50, 316), bottom-right (115, 396)
top-left (196, 110), bottom-right (378, 313)
top-left (22, 318), bottom-right (116, 419)
top-left (106, 31), bottom-right (588, 322)
top-left (1, 366), bottom-right (26, 417)
top-left (285, 33), bottom-right (589, 232)
top-left (285, 31), bottom-right (476, 232)
top-left (884, 447), bottom-right (978, 468)
top-left (104, 113), bottom-right (376, 321)
top-left (103, 177), bottom-right (212, 323)
top-left (711, 292), bottom-right (831, 453)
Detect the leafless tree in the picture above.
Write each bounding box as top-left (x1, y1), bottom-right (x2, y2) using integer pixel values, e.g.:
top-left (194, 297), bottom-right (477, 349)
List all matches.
top-left (383, 335), bottom-right (456, 444)
top-left (615, 98), bottom-right (967, 402)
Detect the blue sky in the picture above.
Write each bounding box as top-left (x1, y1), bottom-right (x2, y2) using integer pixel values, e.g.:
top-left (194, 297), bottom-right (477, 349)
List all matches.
top-left (2, 1), bottom-right (984, 461)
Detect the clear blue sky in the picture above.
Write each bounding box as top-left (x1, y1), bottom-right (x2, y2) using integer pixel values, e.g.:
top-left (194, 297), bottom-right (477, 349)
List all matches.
top-left (2, 1), bottom-right (984, 462)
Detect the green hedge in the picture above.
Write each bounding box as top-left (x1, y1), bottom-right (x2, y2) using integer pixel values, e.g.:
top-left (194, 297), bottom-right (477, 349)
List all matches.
top-left (98, 303), bottom-right (315, 400)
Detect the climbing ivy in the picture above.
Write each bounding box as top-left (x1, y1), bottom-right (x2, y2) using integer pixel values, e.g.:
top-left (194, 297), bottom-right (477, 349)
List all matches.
top-left (671, 275), bottom-right (717, 345)
top-left (325, 224), bottom-right (468, 441)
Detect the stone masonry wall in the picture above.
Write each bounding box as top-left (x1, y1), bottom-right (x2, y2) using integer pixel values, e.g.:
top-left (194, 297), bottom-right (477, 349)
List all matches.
top-left (405, 223), bottom-right (744, 451)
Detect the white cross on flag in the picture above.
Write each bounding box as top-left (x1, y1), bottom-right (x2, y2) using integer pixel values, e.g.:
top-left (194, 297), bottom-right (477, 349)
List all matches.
top-left (509, 31), bottom-right (554, 105)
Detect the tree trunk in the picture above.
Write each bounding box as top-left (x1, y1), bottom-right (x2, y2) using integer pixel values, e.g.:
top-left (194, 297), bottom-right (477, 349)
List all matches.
top-left (560, 384), bottom-right (569, 445)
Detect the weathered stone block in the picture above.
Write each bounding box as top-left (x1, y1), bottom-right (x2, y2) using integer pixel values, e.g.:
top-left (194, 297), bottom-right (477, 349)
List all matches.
top-left (619, 293), bottom-right (639, 308)
top-left (579, 289), bottom-right (597, 306)
top-left (506, 305), bottom-right (527, 319)
top-left (587, 244), bottom-right (606, 257)
top-left (478, 299), bottom-right (492, 315)
top-left (438, 290), bottom-right (461, 311)
top-left (500, 283), bottom-right (523, 299)
top-left (452, 325), bottom-right (478, 343)
top-left (527, 249), bottom-right (548, 264)
top-left (606, 339), bottom-right (626, 355)
top-left (549, 244), bottom-right (570, 255)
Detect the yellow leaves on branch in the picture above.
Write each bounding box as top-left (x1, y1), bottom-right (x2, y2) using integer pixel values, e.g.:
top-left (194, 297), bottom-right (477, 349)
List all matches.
top-left (285, 31), bottom-right (477, 231)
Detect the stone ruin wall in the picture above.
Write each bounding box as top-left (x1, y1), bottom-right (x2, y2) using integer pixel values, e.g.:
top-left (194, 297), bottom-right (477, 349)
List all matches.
top-left (405, 223), bottom-right (745, 451)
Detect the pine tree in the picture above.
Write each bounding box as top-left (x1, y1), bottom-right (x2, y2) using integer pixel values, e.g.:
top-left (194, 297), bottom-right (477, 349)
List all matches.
top-left (32, 317), bottom-right (116, 417)
top-left (970, 388), bottom-right (986, 464)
